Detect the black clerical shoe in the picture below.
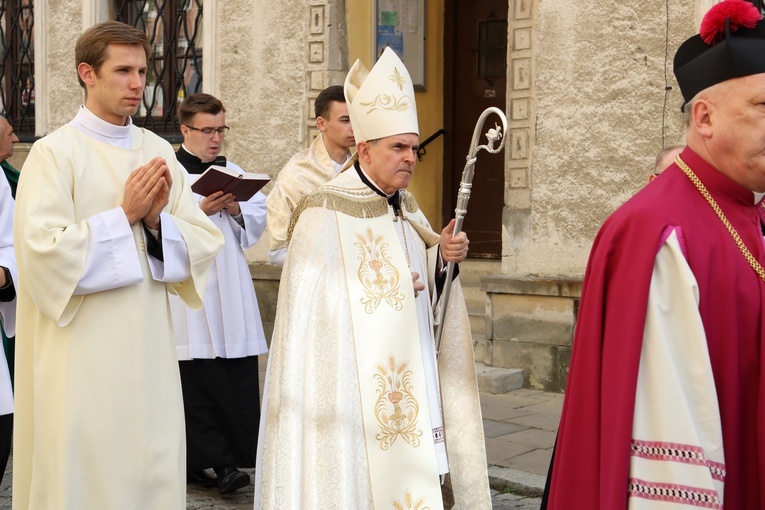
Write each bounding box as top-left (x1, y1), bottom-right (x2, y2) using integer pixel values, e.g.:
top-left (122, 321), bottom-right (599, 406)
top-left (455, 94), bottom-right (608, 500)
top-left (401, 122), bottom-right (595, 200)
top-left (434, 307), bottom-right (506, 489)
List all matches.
top-left (214, 466), bottom-right (250, 494)
top-left (187, 469), bottom-right (217, 488)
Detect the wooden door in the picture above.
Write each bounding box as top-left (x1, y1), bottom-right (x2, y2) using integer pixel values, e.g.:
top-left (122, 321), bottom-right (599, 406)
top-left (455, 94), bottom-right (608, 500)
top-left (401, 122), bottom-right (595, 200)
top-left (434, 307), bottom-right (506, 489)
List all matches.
top-left (444, 0), bottom-right (508, 258)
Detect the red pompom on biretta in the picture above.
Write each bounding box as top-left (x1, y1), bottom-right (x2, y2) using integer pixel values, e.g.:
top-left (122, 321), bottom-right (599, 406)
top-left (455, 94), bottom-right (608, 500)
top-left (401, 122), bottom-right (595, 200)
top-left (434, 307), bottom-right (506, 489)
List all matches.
top-left (700, 0), bottom-right (762, 45)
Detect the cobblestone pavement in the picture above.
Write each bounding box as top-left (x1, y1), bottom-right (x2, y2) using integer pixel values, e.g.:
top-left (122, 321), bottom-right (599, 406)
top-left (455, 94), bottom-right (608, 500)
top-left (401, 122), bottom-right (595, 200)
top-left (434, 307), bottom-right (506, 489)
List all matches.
top-left (0, 354), bottom-right (554, 509)
top-left (186, 473), bottom-right (542, 509)
top-left (0, 459), bottom-right (541, 509)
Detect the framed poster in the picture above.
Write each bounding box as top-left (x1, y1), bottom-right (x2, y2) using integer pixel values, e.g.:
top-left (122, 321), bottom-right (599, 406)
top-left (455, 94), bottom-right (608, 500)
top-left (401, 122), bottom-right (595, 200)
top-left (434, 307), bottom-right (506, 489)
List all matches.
top-left (374, 0), bottom-right (426, 91)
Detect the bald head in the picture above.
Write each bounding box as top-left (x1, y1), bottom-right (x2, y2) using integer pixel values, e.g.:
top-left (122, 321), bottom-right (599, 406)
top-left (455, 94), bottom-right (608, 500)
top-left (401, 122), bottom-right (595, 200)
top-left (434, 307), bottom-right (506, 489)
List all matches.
top-left (0, 118), bottom-right (18, 162)
top-left (653, 145), bottom-right (684, 176)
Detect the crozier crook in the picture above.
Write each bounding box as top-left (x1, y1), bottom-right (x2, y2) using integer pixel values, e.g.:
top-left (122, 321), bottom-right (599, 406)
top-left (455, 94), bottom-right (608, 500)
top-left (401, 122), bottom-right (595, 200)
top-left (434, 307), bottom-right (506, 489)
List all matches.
top-left (435, 107), bottom-right (507, 355)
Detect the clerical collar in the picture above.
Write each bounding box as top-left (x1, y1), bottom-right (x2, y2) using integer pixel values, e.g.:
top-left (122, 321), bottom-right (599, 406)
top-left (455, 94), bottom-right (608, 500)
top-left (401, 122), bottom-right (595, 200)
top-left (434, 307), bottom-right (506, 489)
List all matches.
top-left (755, 192), bottom-right (765, 205)
top-left (176, 145), bottom-right (227, 174)
top-left (354, 161), bottom-right (401, 213)
top-left (74, 105), bottom-right (132, 140)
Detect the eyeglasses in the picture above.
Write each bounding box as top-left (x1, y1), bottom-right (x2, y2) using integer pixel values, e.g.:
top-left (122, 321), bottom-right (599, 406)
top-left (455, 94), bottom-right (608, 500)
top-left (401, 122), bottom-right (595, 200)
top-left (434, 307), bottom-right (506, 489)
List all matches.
top-left (184, 125), bottom-right (230, 136)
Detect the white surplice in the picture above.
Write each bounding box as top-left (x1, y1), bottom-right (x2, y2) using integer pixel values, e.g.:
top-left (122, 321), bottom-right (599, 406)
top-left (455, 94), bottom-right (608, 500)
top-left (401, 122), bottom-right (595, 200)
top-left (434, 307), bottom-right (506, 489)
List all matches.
top-left (629, 229), bottom-right (725, 509)
top-left (171, 161), bottom-right (268, 360)
top-left (0, 172), bottom-right (16, 417)
top-left (12, 106), bottom-right (224, 510)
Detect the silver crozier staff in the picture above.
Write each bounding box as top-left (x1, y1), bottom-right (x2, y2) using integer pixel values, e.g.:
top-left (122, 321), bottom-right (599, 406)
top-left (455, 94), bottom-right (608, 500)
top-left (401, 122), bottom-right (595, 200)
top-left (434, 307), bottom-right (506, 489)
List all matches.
top-left (435, 107), bottom-right (508, 354)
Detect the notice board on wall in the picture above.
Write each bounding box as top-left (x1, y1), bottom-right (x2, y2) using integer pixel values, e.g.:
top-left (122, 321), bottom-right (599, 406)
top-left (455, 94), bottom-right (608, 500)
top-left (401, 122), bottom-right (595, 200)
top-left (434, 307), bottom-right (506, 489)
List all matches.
top-left (374, 0), bottom-right (426, 91)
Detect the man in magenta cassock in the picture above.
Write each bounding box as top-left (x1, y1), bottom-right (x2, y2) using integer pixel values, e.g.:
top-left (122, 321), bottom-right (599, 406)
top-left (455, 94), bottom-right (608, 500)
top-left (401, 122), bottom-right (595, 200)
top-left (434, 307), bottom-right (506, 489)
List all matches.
top-left (543, 1), bottom-right (765, 508)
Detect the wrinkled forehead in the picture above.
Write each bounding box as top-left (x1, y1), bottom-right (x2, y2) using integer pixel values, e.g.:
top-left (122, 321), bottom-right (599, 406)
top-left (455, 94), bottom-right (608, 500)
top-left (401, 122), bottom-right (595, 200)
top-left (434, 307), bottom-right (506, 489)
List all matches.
top-left (379, 133), bottom-right (419, 146)
top-left (712, 72), bottom-right (765, 99)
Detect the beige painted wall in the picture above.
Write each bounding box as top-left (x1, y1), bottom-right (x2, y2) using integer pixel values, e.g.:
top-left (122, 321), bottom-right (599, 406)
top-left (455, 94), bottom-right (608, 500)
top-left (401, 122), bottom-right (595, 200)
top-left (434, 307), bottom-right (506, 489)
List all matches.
top-left (347, 0), bottom-right (445, 230)
top-left (504, 0), bottom-right (697, 279)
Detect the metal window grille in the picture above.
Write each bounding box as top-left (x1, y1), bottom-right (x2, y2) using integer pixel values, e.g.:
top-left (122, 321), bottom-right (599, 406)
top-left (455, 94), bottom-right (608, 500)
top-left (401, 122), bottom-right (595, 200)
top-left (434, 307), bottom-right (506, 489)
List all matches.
top-left (477, 16), bottom-right (507, 85)
top-left (115, 0), bottom-right (203, 141)
top-left (0, 0), bottom-right (35, 141)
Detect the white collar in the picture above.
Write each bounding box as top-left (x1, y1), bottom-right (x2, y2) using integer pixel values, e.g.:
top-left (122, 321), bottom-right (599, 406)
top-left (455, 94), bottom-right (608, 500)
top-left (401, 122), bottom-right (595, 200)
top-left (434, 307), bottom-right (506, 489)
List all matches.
top-left (74, 105), bottom-right (133, 140)
top-left (755, 192), bottom-right (765, 205)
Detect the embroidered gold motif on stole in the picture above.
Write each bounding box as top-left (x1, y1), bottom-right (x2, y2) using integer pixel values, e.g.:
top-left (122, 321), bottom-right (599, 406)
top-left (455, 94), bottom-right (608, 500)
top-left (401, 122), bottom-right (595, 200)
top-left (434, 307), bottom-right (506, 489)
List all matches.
top-left (390, 489), bottom-right (430, 510)
top-left (374, 355), bottom-right (422, 450)
top-left (355, 227), bottom-right (405, 313)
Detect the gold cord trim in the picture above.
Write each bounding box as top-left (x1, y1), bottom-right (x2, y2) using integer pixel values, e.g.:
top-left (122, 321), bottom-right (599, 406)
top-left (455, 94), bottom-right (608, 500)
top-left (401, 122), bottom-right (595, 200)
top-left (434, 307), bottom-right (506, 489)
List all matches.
top-left (286, 187), bottom-right (424, 243)
top-left (287, 189), bottom-right (389, 243)
top-left (402, 192), bottom-right (420, 214)
top-left (675, 155), bottom-right (765, 282)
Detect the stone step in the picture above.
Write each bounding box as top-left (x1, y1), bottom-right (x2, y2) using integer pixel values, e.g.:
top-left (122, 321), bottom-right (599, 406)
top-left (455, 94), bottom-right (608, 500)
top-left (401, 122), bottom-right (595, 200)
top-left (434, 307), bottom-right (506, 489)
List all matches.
top-left (458, 259), bottom-right (502, 286)
top-left (469, 311), bottom-right (486, 336)
top-left (462, 284), bottom-right (486, 315)
top-left (475, 362), bottom-right (525, 394)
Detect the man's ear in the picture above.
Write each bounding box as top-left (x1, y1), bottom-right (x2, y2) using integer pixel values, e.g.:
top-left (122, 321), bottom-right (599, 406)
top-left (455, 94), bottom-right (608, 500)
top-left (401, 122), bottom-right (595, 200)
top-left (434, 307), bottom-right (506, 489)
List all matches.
top-left (77, 62), bottom-right (96, 88)
top-left (316, 115), bottom-right (327, 133)
top-left (692, 97), bottom-right (715, 139)
top-left (356, 141), bottom-right (372, 164)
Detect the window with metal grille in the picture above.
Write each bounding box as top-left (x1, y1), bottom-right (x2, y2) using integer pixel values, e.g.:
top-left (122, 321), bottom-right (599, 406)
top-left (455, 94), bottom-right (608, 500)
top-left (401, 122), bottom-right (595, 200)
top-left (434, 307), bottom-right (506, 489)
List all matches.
top-left (115, 0), bottom-right (203, 141)
top-left (0, 0), bottom-right (35, 141)
top-left (477, 16), bottom-right (507, 85)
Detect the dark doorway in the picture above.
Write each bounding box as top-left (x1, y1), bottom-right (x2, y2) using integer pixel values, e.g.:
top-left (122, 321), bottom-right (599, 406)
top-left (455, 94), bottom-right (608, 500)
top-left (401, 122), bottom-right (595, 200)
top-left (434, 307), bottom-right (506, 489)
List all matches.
top-left (444, 0), bottom-right (508, 258)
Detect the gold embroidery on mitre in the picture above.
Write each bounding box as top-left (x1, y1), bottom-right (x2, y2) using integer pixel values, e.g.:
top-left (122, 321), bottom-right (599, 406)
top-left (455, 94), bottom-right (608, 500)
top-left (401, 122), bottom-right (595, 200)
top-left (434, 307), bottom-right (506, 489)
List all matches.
top-left (390, 489), bottom-right (430, 510)
top-left (374, 354), bottom-right (422, 450)
top-left (355, 227), bottom-right (405, 313)
top-left (389, 67), bottom-right (407, 91)
top-left (360, 94), bottom-right (417, 114)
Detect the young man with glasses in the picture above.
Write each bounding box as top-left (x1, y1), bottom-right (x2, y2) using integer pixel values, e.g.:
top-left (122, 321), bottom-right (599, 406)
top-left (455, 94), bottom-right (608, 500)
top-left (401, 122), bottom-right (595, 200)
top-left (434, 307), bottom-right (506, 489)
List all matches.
top-left (172, 92), bottom-right (268, 495)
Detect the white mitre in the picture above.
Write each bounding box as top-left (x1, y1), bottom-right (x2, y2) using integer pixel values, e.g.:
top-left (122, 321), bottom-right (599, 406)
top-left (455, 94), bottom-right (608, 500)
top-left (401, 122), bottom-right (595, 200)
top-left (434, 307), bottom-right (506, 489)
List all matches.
top-left (344, 46), bottom-right (419, 143)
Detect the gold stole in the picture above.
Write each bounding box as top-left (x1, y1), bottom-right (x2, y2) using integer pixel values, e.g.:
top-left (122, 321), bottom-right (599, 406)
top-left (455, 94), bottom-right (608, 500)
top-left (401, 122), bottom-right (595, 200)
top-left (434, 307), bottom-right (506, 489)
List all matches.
top-left (336, 211), bottom-right (443, 509)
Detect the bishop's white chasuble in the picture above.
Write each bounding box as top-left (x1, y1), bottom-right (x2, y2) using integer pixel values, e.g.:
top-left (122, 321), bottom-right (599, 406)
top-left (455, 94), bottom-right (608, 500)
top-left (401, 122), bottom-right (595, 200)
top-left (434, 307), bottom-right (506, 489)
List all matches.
top-left (255, 170), bottom-right (490, 509)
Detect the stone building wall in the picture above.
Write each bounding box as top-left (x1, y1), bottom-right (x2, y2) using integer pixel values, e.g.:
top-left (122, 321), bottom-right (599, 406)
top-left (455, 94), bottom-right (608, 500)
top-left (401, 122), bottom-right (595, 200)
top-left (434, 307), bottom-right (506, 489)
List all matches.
top-left (212, 0), bottom-right (347, 261)
top-left (483, 0), bottom-right (704, 390)
top-left (35, 1), bottom-right (86, 135)
top-left (504, 0), bottom-right (697, 279)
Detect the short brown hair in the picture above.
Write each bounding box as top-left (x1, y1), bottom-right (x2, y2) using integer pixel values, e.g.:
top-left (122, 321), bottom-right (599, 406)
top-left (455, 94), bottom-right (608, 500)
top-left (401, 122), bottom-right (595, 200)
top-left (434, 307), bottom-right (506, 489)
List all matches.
top-left (178, 93), bottom-right (226, 126)
top-left (75, 21), bottom-right (151, 89)
top-left (315, 85), bottom-right (345, 119)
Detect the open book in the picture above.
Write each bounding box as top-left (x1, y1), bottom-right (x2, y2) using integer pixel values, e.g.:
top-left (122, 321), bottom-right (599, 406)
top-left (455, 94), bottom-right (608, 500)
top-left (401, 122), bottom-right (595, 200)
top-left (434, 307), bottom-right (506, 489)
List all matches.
top-left (190, 165), bottom-right (270, 202)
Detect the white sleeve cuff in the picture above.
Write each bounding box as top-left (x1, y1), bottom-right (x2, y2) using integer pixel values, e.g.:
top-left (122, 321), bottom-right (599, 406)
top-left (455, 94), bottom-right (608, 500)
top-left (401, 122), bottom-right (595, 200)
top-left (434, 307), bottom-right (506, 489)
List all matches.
top-left (75, 208), bottom-right (143, 295)
top-left (146, 212), bottom-right (192, 282)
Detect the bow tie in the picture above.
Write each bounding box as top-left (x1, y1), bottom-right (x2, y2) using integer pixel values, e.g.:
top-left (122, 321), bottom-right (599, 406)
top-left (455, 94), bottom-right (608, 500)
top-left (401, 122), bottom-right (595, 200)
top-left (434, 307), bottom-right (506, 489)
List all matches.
top-left (176, 147), bottom-right (227, 174)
